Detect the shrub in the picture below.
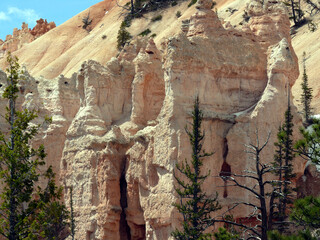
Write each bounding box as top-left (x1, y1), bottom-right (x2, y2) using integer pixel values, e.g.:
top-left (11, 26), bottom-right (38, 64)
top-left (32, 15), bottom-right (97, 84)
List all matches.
top-left (138, 28), bottom-right (151, 36)
top-left (121, 18), bottom-right (132, 28)
top-left (102, 35), bottom-right (107, 39)
top-left (242, 10), bottom-right (250, 22)
top-left (188, 0), bottom-right (197, 7)
top-left (176, 11), bottom-right (181, 18)
top-left (150, 33), bottom-right (157, 38)
top-left (308, 20), bottom-right (318, 32)
top-left (151, 15), bottom-right (162, 22)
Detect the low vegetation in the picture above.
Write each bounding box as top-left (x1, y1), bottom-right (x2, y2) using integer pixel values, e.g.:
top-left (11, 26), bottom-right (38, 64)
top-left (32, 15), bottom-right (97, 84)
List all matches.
top-left (138, 28), bottom-right (151, 36)
top-left (151, 14), bottom-right (162, 22)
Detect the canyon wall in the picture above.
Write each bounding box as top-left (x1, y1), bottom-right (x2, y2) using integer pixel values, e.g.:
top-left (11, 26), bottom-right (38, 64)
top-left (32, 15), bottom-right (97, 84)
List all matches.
top-left (0, 0), bottom-right (306, 239)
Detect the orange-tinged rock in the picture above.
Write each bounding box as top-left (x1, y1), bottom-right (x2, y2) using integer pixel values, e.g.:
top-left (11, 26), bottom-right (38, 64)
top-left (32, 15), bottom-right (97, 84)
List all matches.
top-left (0, 19), bottom-right (55, 55)
top-left (30, 18), bottom-right (56, 37)
top-left (0, 0), bottom-right (306, 239)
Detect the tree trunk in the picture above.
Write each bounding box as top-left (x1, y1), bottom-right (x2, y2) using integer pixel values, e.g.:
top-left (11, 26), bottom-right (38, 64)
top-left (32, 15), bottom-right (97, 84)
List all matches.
top-left (290, 0), bottom-right (298, 25)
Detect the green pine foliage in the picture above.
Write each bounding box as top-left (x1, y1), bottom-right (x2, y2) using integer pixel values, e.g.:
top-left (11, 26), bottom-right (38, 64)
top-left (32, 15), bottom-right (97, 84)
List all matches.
top-left (271, 99), bottom-right (296, 231)
top-left (290, 196), bottom-right (320, 229)
top-left (117, 23), bottom-right (132, 50)
top-left (151, 15), bottom-right (162, 22)
top-left (214, 228), bottom-right (238, 240)
top-left (70, 187), bottom-right (75, 240)
top-left (138, 28), bottom-right (151, 36)
top-left (0, 53), bottom-right (69, 239)
top-left (172, 97), bottom-right (221, 240)
top-left (300, 52), bottom-right (313, 125)
top-left (24, 167), bottom-right (69, 240)
top-left (294, 119), bottom-right (320, 164)
top-left (268, 229), bottom-right (316, 240)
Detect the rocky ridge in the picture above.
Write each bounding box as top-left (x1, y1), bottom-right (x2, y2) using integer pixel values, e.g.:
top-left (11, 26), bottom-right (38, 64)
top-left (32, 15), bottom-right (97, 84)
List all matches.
top-left (0, 19), bottom-right (55, 58)
top-left (0, 0), bottom-right (309, 239)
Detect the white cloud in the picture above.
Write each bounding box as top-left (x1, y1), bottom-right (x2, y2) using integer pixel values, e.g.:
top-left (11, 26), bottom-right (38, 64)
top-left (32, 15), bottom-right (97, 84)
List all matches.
top-left (0, 11), bottom-right (10, 21)
top-left (7, 7), bottom-right (39, 24)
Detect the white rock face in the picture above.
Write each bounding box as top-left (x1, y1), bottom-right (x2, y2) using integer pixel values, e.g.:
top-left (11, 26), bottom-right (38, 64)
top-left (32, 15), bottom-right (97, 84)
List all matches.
top-left (0, 0), bottom-right (304, 239)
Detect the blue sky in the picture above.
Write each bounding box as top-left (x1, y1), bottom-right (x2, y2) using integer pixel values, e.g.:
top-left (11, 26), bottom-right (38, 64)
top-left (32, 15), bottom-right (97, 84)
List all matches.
top-left (0, 0), bottom-right (101, 40)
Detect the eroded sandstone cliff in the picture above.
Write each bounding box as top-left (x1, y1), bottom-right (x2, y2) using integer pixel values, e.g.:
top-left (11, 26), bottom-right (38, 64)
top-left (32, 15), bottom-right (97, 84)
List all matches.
top-left (0, 0), bottom-right (305, 239)
top-left (0, 19), bottom-right (55, 58)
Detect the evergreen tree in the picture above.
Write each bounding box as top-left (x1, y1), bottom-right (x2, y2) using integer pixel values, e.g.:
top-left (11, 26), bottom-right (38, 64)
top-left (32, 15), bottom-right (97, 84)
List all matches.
top-left (0, 53), bottom-right (69, 239)
top-left (295, 119), bottom-right (320, 164)
top-left (117, 22), bottom-right (132, 50)
top-left (213, 228), bottom-right (238, 240)
top-left (290, 196), bottom-right (320, 229)
top-left (268, 196), bottom-right (320, 240)
top-left (172, 97), bottom-right (220, 240)
top-left (271, 95), bottom-right (296, 232)
top-left (300, 52), bottom-right (313, 125)
top-left (25, 167), bottom-right (69, 239)
top-left (268, 229), bottom-right (316, 240)
top-left (70, 187), bottom-right (75, 240)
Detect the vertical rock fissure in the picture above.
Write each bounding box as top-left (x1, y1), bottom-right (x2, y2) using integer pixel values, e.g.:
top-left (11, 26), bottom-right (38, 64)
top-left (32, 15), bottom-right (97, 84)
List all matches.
top-left (219, 138), bottom-right (231, 198)
top-left (119, 161), bottom-right (131, 240)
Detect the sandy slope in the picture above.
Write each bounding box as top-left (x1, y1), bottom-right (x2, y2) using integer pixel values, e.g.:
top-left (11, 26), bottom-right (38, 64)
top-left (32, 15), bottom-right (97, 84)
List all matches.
top-left (291, 13), bottom-right (320, 113)
top-left (0, 0), bottom-right (118, 79)
top-left (0, 0), bottom-right (233, 79)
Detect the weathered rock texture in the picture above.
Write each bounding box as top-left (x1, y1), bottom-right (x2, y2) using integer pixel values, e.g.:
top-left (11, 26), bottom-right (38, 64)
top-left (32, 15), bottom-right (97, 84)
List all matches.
top-left (297, 161), bottom-right (320, 198)
top-left (0, 0), bottom-right (305, 239)
top-left (0, 19), bottom-right (55, 58)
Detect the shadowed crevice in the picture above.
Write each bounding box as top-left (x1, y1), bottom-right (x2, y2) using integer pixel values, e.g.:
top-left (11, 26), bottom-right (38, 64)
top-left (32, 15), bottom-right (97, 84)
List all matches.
top-left (220, 138), bottom-right (231, 198)
top-left (119, 162), bottom-right (131, 240)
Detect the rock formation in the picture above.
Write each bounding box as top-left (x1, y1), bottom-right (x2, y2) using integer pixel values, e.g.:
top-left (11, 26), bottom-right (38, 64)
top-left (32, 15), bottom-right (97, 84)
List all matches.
top-left (0, 19), bottom-right (55, 57)
top-left (0, 0), bottom-right (305, 239)
top-left (297, 161), bottom-right (320, 198)
top-left (30, 18), bottom-right (56, 38)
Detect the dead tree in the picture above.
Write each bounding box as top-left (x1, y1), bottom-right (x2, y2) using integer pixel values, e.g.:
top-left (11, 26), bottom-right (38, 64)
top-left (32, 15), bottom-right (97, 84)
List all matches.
top-left (82, 12), bottom-right (92, 30)
top-left (115, 0), bottom-right (148, 19)
top-left (216, 130), bottom-right (286, 240)
top-left (305, 0), bottom-right (320, 15)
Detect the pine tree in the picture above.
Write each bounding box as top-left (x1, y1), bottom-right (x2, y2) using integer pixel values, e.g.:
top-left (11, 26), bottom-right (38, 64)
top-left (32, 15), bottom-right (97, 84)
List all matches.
top-left (290, 196), bottom-right (320, 229)
top-left (268, 229), bottom-right (316, 240)
top-left (0, 53), bottom-right (69, 239)
top-left (172, 97), bottom-right (220, 240)
top-left (268, 196), bottom-right (320, 239)
top-left (300, 52), bottom-right (313, 125)
top-left (25, 167), bottom-right (69, 239)
top-left (117, 22), bottom-right (132, 50)
top-left (271, 94), bottom-right (296, 232)
top-left (70, 187), bottom-right (75, 240)
top-left (214, 228), bottom-right (238, 240)
top-left (295, 119), bottom-right (320, 164)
